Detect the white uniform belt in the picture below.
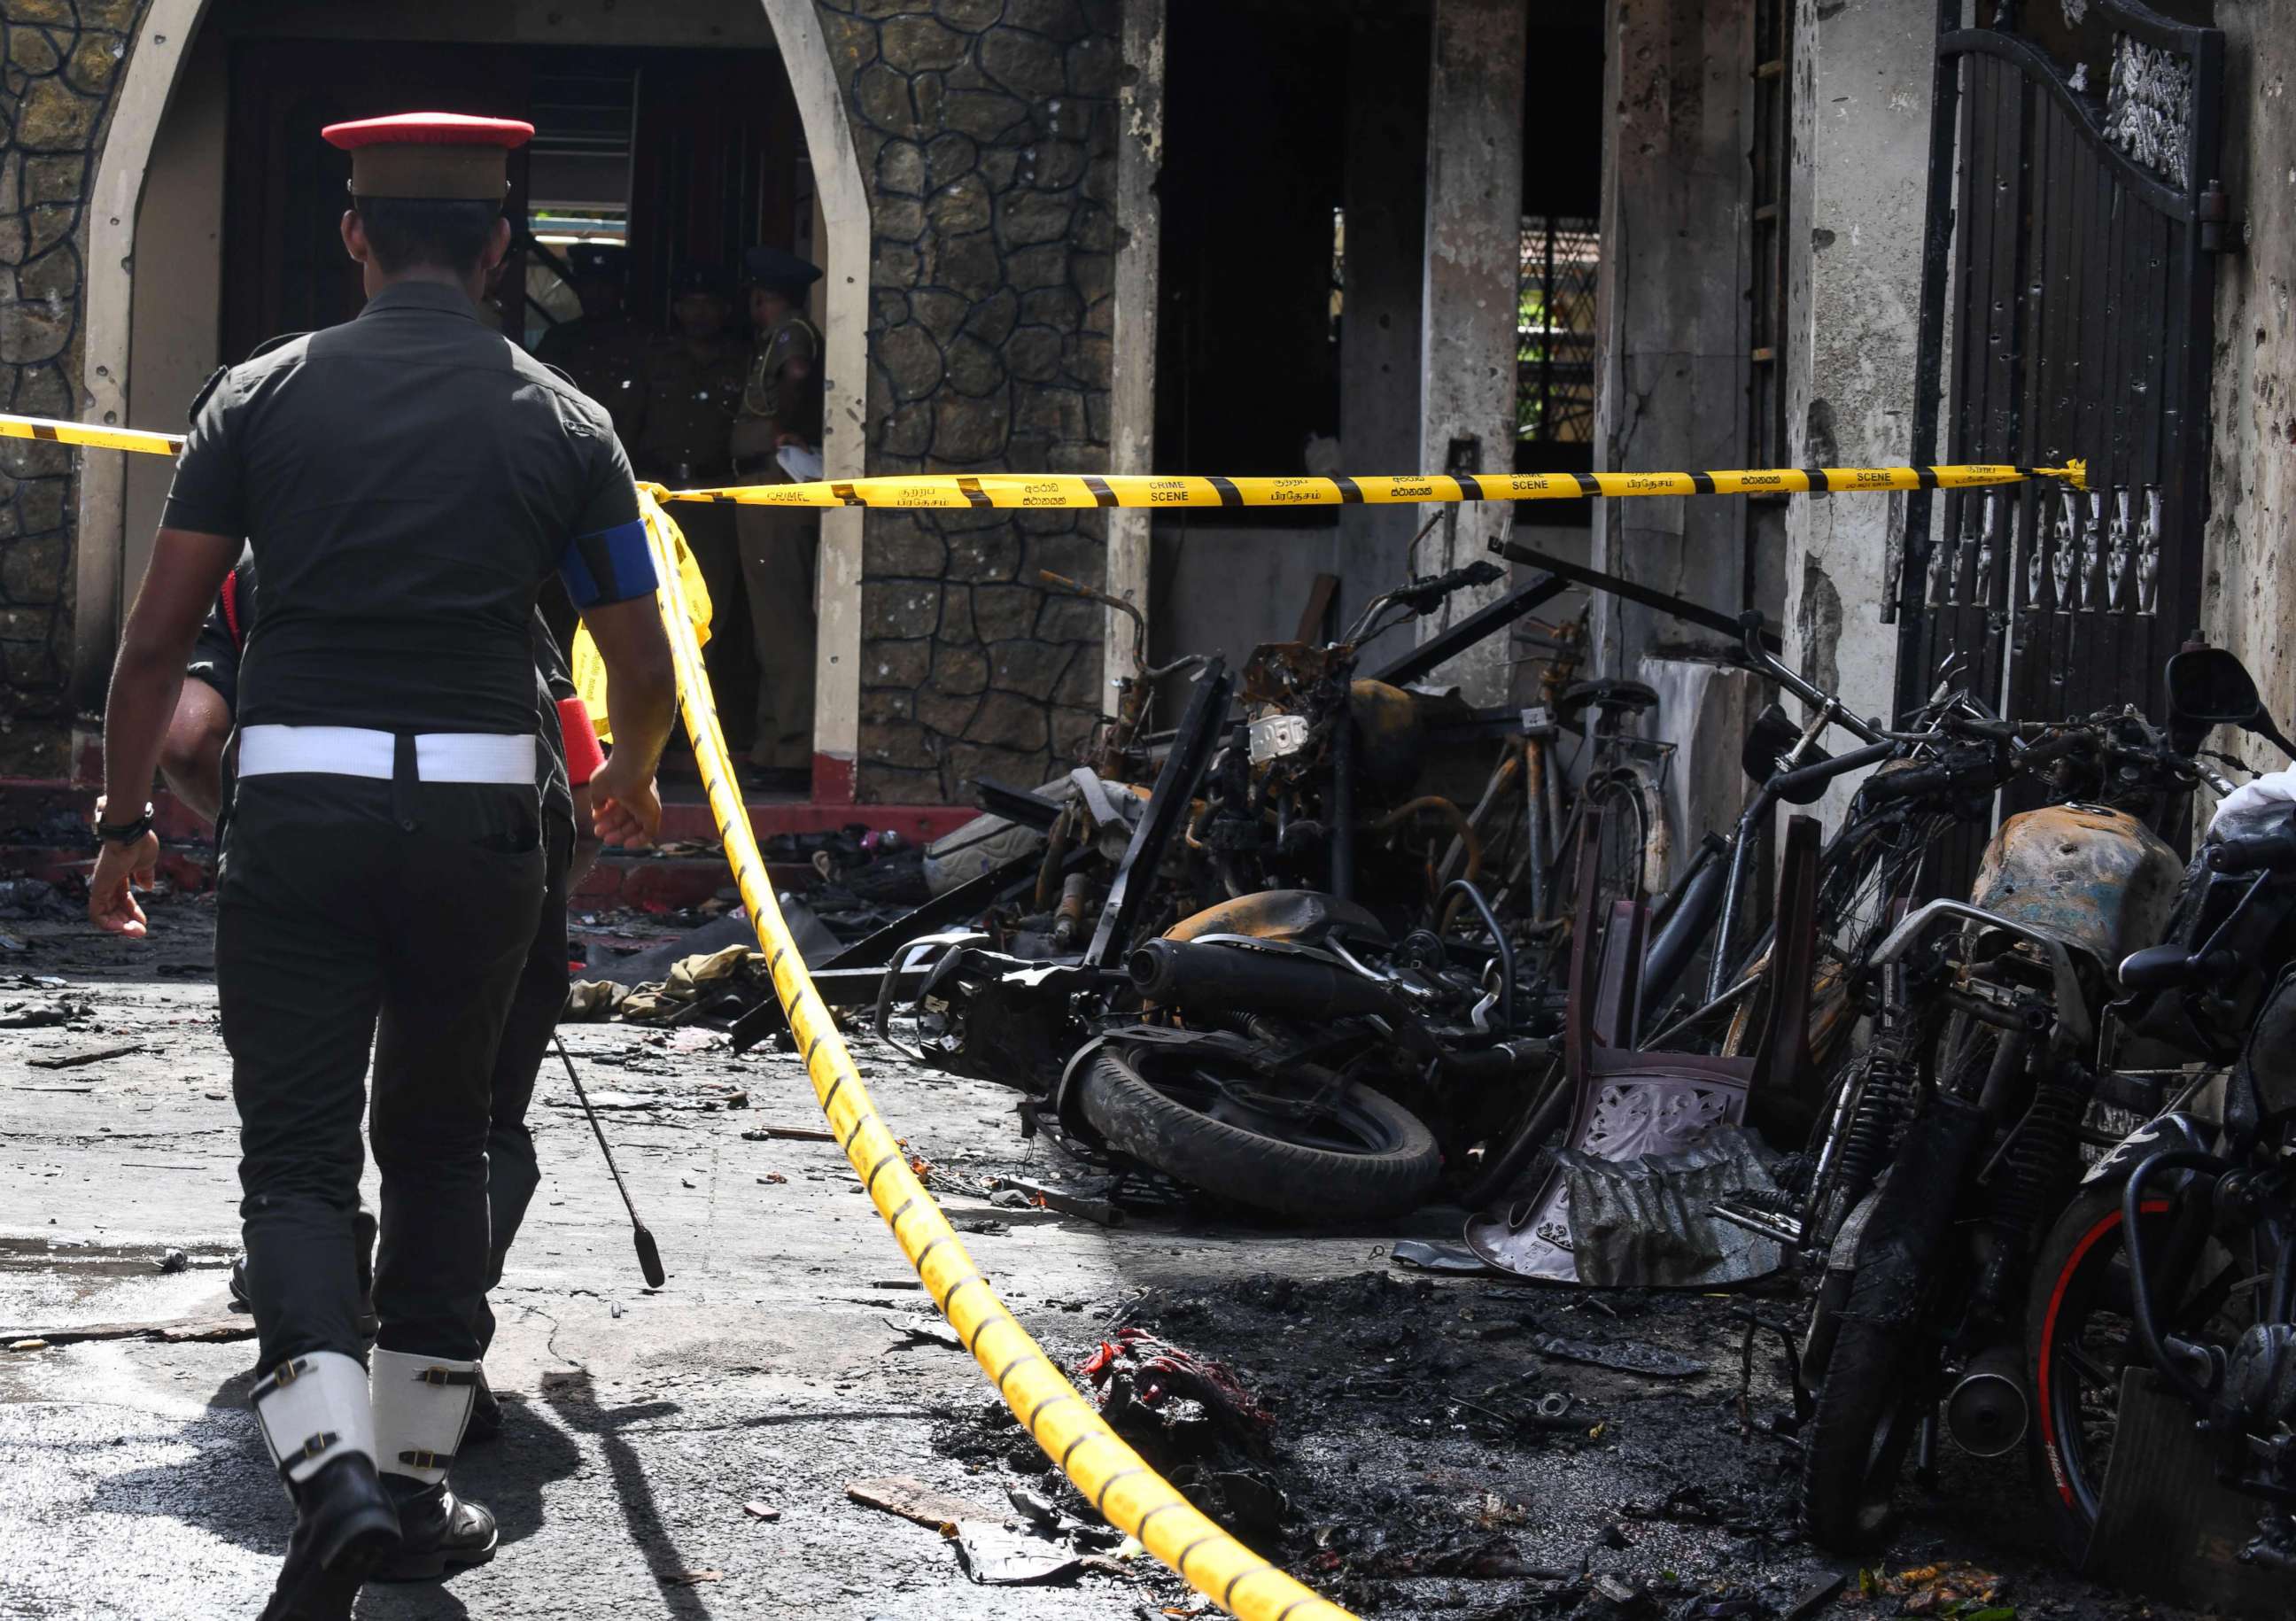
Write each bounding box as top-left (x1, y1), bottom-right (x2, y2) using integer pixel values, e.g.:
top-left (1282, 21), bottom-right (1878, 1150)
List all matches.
top-left (237, 725), bottom-right (536, 785)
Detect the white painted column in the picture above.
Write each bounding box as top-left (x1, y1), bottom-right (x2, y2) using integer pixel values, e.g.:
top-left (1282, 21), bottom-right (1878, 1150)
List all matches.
top-left (1416, 0), bottom-right (1526, 704)
top-left (69, 0), bottom-right (210, 728)
top-left (762, 0), bottom-right (872, 800)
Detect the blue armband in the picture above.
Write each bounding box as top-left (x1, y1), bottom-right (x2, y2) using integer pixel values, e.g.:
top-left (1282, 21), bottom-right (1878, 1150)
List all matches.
top-left (560, 517), bottom-right (656, 609)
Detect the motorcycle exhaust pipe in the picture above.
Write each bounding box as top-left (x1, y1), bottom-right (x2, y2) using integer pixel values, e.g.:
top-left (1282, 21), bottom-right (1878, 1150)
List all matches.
top-left (1128, 938), bottom-right (1399, 1020)
top-left (1944, 1344), bottom-right (2029, 1458)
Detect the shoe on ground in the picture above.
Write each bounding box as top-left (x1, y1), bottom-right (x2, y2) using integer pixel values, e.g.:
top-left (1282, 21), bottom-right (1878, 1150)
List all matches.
top-left (368, 1346), bottom-right (494, 1581)
top-left (257, 1452), bottom-right (401, 1621)
top-left (371, 1478), bottom-right (498, 1580)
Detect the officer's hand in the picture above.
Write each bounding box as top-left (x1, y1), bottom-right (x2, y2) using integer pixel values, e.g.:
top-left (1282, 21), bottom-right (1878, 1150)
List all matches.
top-left (88, 831), bottom-right (160, 939)
top-left (589, 756), bottom-right (662, 849)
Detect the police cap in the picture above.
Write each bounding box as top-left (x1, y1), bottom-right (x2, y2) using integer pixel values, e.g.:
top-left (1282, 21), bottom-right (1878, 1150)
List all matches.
top-left (568, 243), bottom-right (626, 283)
top-left (322, 112), bottom-right (532, 202)
top-left (742, 246), bottom-right (824, 299)
top-left (670, 261), bottom-right (735, 301)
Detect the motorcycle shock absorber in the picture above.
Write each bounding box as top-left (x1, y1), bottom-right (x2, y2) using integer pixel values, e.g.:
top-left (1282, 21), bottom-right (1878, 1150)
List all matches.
top-left (1825, 1029), bottom-right (1920, 1223)
top-left (1992, 1061), bottom-right (2092, 1237)
top-left (1974, 1059), bottom-right (2096, 1318)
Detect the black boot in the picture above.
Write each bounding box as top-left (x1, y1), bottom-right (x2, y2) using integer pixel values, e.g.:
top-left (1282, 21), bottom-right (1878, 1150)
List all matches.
top-left (257, 1453), bottom-right (401, 1620)
top-left (250, 1353), bottom-right (399, 1621)
top-left (375, 1476), bottom-right (500, 1579)
top-left (368, 1348), bottom-right (498, 1581)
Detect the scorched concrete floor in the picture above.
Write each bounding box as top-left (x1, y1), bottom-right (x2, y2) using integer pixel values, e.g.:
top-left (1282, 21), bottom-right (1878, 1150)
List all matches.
top-left (0, 895), bottom-right (2199, 1620)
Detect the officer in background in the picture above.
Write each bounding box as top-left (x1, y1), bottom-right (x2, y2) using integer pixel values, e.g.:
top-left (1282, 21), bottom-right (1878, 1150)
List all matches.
top-left (535, 243), bottom-right (642, 439)
top-left (731, 246), bottom-right (825, 790)
top-left (86, 112), bottom-right (677, 1620)
top-left (632, 261), bottom-right (748, 738)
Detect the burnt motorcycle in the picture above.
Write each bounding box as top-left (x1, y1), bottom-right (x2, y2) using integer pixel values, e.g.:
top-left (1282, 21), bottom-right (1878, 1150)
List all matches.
top-left (1796, 703), bottom-right (2210, 1549)
top-left (888, 562), bottom-right (1558, 1218)
top-left (2021, 647), bottom-right (2296, 1603)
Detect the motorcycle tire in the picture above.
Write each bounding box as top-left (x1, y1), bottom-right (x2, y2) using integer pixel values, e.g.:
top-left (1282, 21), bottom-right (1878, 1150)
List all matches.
top-left (1799, 1311), bottom-right (1926, 1552)
top-left (2024, 1179), bottom-right (2178, 1569)
top-left (1797, 1175), bottom-right (1931, 1553)
top-left (1076, 1045), bottom-right (1442, 1221)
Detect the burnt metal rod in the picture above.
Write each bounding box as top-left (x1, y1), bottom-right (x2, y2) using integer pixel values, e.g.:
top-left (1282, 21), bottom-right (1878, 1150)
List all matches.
top-left (1087, 659), bottom-right (1234, 966)
top-left (1368, 571), bottom-right (1570, 687)
top-left (1492, 539), bottom-right (1783, 654)
top-left (1330, 698), bottom-right (1356, 903)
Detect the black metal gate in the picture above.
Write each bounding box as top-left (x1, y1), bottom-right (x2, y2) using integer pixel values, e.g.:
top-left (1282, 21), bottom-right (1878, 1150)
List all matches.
top-left (1897, 2), bottom-right (2225, 733)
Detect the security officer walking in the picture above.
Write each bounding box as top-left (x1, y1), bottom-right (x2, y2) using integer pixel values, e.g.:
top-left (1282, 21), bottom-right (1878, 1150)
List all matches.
top-left (86, 112), bottom-right (677, 1620)
top-left (158, 555), bottom-right (620, 1436)
top-left (732, 245), bottom-right (825, 787)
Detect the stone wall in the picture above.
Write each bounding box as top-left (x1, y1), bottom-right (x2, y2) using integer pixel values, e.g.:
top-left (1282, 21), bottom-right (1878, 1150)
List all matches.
top-left (815, 0), bottom-right (1121, 803)
top-left (0, 0), bottom-right (143, 775)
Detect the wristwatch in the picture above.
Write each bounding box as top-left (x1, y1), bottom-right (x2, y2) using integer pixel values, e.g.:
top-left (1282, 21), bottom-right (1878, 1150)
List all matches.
top-left (95, 803), bottom-right (156, 845)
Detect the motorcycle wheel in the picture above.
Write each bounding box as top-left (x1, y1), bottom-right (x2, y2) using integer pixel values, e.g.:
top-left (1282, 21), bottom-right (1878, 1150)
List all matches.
top-left (2024, 1180), bottom-right (2246, 1568)
top-left (1076, 1044), bottom-right (1442, 1221)
top-left (1798, 1186), bottom-right (1928, 1552)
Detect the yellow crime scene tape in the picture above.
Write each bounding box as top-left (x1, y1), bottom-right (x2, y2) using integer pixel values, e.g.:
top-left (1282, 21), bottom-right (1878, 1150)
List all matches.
top-left (0, 413), bottom-right (186, 458)
top-left (662, 460), bottom-right (2087, 508)
top-left (19, 397), bottom-right (2097, 1620)
top-left (632, 487), bottom-right (1355, 1621)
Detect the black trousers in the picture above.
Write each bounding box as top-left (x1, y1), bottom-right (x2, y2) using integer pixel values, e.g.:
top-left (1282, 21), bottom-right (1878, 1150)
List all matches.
top-left (475, 815), bottom-right (573, 1353)
top-left (218, 775), bottom-right (543, 1369)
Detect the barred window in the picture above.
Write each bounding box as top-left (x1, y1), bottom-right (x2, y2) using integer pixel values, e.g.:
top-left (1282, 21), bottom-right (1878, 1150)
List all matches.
top-left (1517, 216), bottom-right (1599, 446)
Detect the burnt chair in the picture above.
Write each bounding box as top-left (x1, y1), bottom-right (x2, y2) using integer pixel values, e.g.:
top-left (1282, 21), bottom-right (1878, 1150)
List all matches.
top-left (1464, 806), bottom-right (1821, 1282)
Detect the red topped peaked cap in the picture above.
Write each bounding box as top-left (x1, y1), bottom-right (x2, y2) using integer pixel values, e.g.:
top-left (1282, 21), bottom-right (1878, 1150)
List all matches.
top-left (322, 112), bottom-right (533, 202)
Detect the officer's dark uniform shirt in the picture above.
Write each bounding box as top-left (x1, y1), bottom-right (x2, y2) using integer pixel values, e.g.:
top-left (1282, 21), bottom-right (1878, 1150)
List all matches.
top-left (632, 334), bottom-right (747, 485)
top-left (162, 281), bottom-right (655, 741)
top-left (535, 315), bottom-right (643, 439)
top-left (189, 560), bottom-right (579, 830)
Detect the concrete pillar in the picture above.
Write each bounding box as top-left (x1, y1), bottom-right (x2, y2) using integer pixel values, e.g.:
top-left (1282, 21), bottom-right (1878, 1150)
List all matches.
top-left (1591, 0), bottom-right (1752, 674)
top-left (1416, 0), bottom-right (1526, 702)
top-left (1104, 0), bottom-right (1165, 702)
top-left (1780, 0), bottom-right (1931, 822)
top-left (2202, 2), bottom-right (2296, 773)
top-left (1338, 4), bottom-right (1429, 631)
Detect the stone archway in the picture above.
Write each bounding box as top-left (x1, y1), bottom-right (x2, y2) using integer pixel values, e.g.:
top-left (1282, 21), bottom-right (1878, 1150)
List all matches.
top-left (71, 0), bottom-right (871, 800)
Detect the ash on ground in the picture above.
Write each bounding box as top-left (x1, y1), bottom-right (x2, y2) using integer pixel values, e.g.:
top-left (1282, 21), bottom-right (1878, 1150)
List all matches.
top-left (934, 1268), bottom-right (2191, 1621)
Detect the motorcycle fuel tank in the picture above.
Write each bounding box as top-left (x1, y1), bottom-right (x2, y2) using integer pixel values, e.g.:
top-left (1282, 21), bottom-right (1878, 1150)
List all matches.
top-left (1969, 804), bottom-right (2184, 979)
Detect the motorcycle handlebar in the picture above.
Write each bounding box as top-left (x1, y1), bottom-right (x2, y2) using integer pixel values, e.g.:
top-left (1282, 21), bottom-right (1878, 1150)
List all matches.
top-left (1859, 764), bottom-right (1947, 803)
top-left (2205, 825), bottom-right (2296, 874)
top-left (1766, 740), bottom-right (1898, 799)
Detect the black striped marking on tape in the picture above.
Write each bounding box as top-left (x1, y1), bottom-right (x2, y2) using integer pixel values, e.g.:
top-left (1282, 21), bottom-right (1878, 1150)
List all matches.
top-left (1206, 475), bottom-right (1244, 508)
top-left (1688, 472), bottom-right (1717, 494)
top-left (1334, 475), bottom-right (1363, 504)
top-left (1572, 472), bottom-right (1601, 496)
top-left (1093, 1465), bottom-right (1148, 1516)
top-left (1082, 474), bottom-right (1118, 508)
top-left (956, 476), bottom-right (992, 509)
